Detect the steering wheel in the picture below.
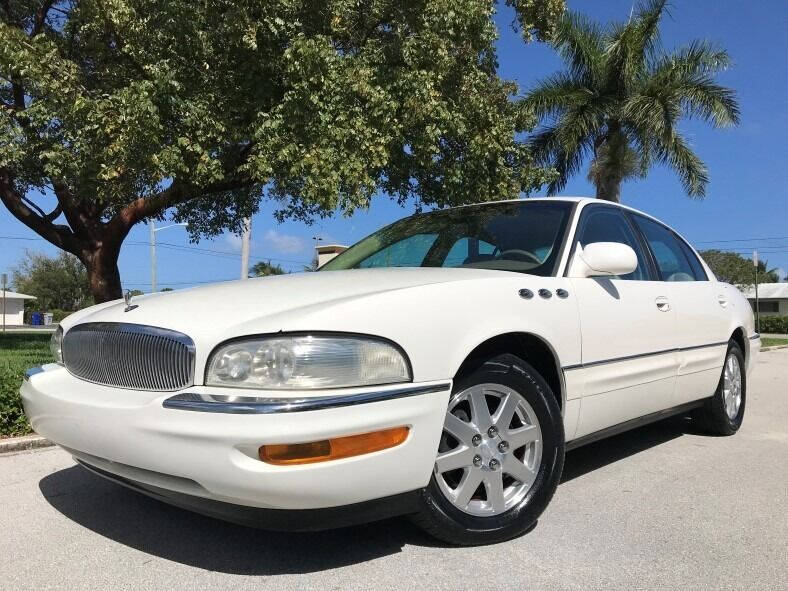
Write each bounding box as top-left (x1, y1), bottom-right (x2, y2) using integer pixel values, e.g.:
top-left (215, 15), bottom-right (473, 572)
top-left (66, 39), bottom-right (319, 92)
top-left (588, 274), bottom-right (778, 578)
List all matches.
top-left (497, 249), bottom-right (542, 264)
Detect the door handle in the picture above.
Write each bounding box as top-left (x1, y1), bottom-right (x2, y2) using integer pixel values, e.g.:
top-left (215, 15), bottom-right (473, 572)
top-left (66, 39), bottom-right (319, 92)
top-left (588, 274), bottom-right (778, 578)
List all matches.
top-left (655, 296), bottom-right (671, 312)
top-left (717, 294), bottom-right (728, 308)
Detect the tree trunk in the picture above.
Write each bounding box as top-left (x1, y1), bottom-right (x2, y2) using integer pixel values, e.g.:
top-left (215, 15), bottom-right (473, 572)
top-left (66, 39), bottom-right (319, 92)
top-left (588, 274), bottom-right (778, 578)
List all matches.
top-left (82, 246), bottom-right (124, 303)
top-left (595, 175), bottom-right (621, 202)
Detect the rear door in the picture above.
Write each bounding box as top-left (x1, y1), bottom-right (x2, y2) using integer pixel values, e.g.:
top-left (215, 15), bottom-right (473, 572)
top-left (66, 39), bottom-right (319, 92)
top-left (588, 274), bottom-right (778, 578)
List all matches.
top-left (568, 205), bottom-right (679, 438)
top-left (629, 214), bottom-right (730, 405)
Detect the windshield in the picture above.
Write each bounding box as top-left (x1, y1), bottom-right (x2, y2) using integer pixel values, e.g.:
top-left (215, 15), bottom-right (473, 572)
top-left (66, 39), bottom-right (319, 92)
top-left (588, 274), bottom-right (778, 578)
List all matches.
top-left (321, 201), bottom-right (574, 276)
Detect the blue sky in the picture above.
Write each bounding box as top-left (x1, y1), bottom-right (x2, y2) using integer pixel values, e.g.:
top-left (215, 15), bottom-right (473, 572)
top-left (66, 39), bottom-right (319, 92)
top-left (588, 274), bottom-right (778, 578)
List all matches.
top-left (1, 0), bottom-right (786, 290)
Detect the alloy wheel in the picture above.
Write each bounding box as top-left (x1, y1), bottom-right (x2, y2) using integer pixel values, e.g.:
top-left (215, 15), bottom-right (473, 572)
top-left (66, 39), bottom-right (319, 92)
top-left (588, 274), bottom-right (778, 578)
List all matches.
top-left (723, 353), bottom-right (742, 420)
top-left (434, 383), bottom-right (542, 516)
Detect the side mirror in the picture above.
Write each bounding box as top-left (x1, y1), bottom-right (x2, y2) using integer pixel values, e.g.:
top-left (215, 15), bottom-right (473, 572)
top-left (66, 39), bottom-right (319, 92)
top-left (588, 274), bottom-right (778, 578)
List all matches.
top-left (568, 242), bottom-right (638, 278)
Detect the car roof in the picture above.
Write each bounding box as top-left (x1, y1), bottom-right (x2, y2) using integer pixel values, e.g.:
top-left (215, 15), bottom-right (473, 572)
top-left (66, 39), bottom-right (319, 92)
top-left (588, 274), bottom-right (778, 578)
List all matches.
top-left (447, 196), bottom-right (662, 223)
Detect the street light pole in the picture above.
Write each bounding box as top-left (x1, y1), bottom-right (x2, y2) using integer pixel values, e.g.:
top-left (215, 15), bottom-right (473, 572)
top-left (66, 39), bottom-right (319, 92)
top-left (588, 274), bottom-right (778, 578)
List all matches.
top-left (1, 273), bottom-right (7, 335)
top-left (754, 250), bottom-right (760, 334)
top-left (149, 221), bottom-right (157, 293)
top-left (240, 217), bottom-right (251, 280)
top-left (149, 222), bottom-right (188, 293)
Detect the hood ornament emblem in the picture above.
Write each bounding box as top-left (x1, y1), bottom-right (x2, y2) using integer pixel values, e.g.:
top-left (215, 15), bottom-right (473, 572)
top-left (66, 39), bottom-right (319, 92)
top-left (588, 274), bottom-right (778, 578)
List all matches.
top-left (124, 290), bottom-right (138, 313)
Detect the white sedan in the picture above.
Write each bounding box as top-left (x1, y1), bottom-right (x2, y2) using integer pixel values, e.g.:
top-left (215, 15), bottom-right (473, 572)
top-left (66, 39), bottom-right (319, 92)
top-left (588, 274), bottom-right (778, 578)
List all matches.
top-left (22, 197), bottom-right (758, 545)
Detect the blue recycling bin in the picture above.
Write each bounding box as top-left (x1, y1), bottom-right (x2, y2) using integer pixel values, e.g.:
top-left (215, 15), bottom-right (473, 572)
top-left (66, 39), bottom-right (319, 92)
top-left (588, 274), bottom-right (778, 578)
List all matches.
top-left (30, 312), bottom-right (43, 326)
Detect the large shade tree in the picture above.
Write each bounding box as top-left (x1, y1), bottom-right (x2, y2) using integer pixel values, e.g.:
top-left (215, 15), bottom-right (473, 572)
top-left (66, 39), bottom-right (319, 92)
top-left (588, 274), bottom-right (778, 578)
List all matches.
top-left (12, 250), bottom-right (93, 310)
top-left (700, 250), bottom-right (781, 286)
top-left (1, 0), bottom-right (563, 302)
top-left (523, 0), bottom-right (740, 202)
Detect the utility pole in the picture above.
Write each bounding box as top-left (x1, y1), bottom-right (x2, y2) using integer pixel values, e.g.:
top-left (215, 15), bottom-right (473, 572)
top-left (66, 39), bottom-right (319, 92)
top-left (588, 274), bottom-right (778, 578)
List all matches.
top-left (149, 222), bottom-right (188, 293)
top-left (754, 250), bottom-right (760, 333)
top-left (149, 221), bottom-right (157, 293)
top-left (1, 273), bottom-right (7, 334)
top-left (240, 217), bottom-right (252, 280)
top-left (312, 236), bottom-right (323, 270)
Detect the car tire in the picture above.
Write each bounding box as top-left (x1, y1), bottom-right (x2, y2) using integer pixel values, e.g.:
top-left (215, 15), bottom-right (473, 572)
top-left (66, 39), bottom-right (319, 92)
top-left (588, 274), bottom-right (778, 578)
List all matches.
top-left (410, 353), bottom-right (564, 546)
top-left (692, 340), bottom-right (746, 436)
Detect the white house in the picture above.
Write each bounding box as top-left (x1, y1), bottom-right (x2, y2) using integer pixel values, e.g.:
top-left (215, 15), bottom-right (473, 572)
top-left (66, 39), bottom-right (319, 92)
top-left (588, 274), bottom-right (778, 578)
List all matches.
top-left (740, 283), bottom-right (788, 316)
top-left (316, 244), bottom-right (348, 268)
top-left (0, 290), bottom-right (36, 326)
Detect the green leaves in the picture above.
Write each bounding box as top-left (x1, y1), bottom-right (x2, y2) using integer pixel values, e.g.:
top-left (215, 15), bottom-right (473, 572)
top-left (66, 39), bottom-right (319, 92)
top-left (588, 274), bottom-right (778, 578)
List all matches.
top-left (700, 250), bottom-right (780, 286)
top-left (1, 0), bottom-right (565, 240)
top-left (524, 0), bottom-right (739, 201)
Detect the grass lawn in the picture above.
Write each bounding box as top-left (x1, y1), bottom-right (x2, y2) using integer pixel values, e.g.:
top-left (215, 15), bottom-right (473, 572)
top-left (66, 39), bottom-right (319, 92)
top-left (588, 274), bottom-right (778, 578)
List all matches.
top-left (761, 337), bottom-right (788, 348)
top-left (0, 333), bottom-right (53, 437)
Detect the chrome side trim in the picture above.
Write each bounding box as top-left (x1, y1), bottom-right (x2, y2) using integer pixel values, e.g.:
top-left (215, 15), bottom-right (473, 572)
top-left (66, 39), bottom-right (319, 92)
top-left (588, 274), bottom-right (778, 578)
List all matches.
top-left (24, 366), bottom-right (45, 381)
top-left (563, 340), bottom-right (729, 371)
top-left (163, 382), bottom-right (452, 414)
top-left (750, 333), bottom-right (760, 340)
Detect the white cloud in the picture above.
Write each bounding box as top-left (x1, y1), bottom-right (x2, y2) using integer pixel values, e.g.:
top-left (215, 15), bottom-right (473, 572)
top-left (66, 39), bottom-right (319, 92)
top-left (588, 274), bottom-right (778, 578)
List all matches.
top-left (263, 229), bottom-right (306, 254)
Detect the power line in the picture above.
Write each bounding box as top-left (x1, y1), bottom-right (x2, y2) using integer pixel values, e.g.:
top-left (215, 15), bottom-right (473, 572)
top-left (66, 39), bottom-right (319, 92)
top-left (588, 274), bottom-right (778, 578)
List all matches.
top-left (0, 235), bottom-right (310, 265)
top-left (123, 278), bottom-right (239, 286)
top-left (695, 236), bottom-right (788, 244)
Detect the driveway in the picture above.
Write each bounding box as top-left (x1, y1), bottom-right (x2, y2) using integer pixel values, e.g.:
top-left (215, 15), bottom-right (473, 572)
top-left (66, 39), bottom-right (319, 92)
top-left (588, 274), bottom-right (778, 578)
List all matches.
top-left (2, 350), bottom-right (787, 590)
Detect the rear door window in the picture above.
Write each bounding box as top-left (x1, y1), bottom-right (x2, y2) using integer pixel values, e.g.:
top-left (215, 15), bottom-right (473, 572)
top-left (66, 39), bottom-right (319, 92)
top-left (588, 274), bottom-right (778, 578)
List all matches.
top-left (631, 215), bottom-right (703, 281)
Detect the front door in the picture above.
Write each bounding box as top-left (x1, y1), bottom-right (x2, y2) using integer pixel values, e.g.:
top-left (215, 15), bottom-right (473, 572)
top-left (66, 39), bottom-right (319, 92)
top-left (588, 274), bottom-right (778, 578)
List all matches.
top-left (567, 205), bottom-right (678, 439)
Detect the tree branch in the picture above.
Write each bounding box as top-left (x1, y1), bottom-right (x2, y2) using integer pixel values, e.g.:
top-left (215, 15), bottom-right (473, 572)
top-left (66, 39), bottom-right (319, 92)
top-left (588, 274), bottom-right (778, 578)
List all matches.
top-left (32, 0), bottom-right (55, 35)
top-left (0, 168), bottom-right (80, 254)
top-left (20, 194), bottom-right (48, 218)
top-left (107, 176), bottom-right (251, 238)
top-left (43, 202), bottom-right (62, 223)
top-left (51, 178), bottom-right (97, 237)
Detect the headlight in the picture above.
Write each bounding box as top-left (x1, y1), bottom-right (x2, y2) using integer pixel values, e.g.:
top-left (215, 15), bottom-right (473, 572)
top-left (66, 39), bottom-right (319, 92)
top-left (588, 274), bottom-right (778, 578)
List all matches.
top-left (205, 334), bottom-right (411, 389)
top-left (50, 326), bottom-right (64, 364)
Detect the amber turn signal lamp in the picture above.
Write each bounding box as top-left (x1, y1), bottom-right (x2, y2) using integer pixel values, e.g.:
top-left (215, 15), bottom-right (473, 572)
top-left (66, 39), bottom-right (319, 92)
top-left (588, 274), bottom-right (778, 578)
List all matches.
top-left (259, 426), bottom-right (410, 465)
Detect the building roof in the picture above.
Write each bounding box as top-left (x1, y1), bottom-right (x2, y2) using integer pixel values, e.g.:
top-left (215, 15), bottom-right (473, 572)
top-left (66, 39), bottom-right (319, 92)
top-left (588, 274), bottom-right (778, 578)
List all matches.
top-left (740, 283), bottom-right (788, 299)
top-left (0, 289), bottom-right (36, 299)
top-left (316, 244), bottom-right (348, 253)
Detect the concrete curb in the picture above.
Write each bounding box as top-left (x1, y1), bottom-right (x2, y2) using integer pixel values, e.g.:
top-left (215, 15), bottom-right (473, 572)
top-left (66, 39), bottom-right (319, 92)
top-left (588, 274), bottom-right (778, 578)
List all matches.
top-left (0, 434), bottom-right (54, 454)
top-left (761, 345), bottom-right (788, 352)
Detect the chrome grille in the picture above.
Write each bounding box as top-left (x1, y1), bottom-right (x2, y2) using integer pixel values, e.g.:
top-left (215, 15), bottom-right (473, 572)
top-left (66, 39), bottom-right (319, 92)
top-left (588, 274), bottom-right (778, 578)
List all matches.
top-left (63, 323), bottom-right (195, 391)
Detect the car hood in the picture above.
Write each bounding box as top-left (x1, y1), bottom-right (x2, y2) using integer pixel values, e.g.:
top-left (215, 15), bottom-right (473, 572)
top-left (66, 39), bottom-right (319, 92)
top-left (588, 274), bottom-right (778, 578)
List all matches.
top-left (63, 267), bottom-right (512, 335)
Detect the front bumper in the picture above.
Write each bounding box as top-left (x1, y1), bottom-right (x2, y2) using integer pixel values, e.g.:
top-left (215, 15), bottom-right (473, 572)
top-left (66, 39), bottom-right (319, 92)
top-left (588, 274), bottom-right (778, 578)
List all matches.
top-left (21, 365), bottom-right (450, 511)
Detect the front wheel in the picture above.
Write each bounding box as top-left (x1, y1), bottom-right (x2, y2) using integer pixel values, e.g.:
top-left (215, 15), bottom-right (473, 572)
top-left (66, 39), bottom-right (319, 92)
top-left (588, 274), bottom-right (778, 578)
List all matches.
top-left (411, 354), bottom-right (564, 545)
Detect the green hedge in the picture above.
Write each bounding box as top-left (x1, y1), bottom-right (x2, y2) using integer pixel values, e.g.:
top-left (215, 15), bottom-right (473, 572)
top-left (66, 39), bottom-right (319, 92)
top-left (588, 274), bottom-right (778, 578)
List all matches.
top-left (0, 333), bottom-right (52, 437)
top-left (759, 315), bottom-right (788, 334)
top-left (49, 309), bottom-right (74, 323)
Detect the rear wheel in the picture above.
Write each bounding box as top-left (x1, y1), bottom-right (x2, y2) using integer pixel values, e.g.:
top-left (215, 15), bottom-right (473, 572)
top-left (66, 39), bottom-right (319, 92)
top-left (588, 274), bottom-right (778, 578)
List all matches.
top-left (411, 354), bottom-right (564, 545)
top-left (692, 340), bottom-right (746, 435)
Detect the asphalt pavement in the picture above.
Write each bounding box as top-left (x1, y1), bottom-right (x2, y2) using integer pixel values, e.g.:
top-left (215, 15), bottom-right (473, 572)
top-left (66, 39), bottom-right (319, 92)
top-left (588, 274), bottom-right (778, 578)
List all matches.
top-left (2, 350), bottom-right (787, 590)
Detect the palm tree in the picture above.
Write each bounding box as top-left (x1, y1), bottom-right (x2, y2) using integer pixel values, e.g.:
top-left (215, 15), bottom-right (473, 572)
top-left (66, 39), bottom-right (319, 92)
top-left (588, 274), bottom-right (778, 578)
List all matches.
top-left (523, 0), bottom-right (740, 202)
top-left (249, 260), bottom-right (285, 277)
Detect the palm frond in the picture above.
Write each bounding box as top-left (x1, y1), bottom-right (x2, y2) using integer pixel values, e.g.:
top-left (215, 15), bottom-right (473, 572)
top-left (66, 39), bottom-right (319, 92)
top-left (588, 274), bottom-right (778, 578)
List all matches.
top-left (552, 12), bottom-right (606, 81)
top-left (605, 0), bottom-right (669, 91)
top-left (521, 73), bottom-right (595, 120)
top-left (676, 77), bottom-right (740, 127)
top-left (537, 132), bottom-right (591, 195)
top-left (654, 131), bottom-right (708, 197)
top-left (529, 103), bottom-right (604, 193)
top-left (622, 92), bottom-right (679, 142)
top-left (643, 43), bottom-right (740, 127)
top-left (630, 0), bottom-right (670, 60)
top-left (652, 40), bottom-right (732, 76)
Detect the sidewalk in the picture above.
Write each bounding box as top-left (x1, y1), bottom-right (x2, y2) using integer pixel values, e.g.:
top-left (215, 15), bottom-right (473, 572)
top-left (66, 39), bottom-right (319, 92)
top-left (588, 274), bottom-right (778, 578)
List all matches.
top-left (1, 325), bottom-right (57, 333)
